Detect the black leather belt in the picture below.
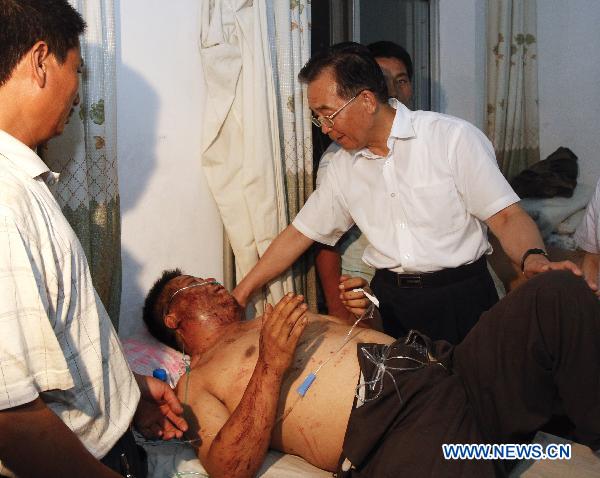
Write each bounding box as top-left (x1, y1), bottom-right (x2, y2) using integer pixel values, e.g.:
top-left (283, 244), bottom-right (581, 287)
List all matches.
top-left (375, 255), bottom-right (487, 288)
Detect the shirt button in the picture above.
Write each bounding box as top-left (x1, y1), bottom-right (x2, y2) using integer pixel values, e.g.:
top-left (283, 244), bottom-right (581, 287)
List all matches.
top-left (404, 254), bottom-right (410, 259)
top-left (391, 193), bottom-right (395, 198)
top-left (400, 222), bottom-right (406, 228)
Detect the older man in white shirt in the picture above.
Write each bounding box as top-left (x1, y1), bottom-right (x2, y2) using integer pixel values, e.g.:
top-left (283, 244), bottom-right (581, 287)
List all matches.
top-left (233, 43), bottom-right (585, 343)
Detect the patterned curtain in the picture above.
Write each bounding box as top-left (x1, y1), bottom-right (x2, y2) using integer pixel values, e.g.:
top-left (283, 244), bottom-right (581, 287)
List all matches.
top-left (200, 0), bottom-right (293, 317)
top-left (41, 0), bottom-right (120, 327)
top-left (268, 0), bottom-right (316, 310)
top-left (486, 0), bottom-right (540, 180)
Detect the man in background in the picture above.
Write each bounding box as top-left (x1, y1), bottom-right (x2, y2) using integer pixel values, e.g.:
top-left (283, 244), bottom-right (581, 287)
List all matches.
top-left (0, 2), bottom-right (186, 477)
top-left (315, 41), bottom-right (413, 323)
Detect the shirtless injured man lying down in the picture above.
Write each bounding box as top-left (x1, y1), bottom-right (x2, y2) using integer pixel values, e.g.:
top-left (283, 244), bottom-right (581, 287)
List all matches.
top-left (142, 270), bottom-right (600, 478)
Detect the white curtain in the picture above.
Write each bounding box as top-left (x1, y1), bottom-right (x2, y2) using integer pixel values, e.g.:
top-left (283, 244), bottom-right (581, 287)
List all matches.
top-left (200, 0), bottom-right (292, 316)
top-left (486, 0), bottom-right (540, 179)
top-left (42, 0), bottom-right (121, 327)
top-left (269, 1), bottom-right (316, 309)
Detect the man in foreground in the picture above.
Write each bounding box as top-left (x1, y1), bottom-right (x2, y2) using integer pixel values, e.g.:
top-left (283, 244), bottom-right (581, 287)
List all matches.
top-left (144, 269), bottom-right (600, 477)
top-left (0, 2), bottom-right (186, 476)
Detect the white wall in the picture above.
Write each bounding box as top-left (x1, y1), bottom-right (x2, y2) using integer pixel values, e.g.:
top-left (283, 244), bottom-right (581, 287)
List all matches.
top-left (437, 0), bottom-right (487, 129)
top-left (537, 0), bottom-right (600, 187)
top-left (116, 0), bottom-right (222, 337)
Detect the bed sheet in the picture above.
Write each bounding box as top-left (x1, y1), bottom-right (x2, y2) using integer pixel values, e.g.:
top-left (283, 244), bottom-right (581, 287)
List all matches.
top-left (138, 436), bottom-right (332, 478)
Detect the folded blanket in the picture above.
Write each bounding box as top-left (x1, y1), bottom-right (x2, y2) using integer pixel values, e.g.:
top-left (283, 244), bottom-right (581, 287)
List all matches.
top-left (520, 184), bottom-right (594, 238)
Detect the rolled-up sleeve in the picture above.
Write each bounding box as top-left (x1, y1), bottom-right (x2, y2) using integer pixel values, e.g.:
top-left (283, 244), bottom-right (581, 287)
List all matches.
top-left (450, 122), bottom-right (520, 221)
top-left (293, 160), bottom-right (354, 246)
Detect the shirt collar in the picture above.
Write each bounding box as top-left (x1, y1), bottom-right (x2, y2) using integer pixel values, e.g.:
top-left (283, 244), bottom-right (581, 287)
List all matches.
top-left (354, 98), bottom-right (416, 160)
top-left (0, 129), bottom-right (59, 184)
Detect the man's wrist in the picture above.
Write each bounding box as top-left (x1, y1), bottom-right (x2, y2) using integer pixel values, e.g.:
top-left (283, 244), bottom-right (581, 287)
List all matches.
top-left (521, 248), bottom-right (548, 272)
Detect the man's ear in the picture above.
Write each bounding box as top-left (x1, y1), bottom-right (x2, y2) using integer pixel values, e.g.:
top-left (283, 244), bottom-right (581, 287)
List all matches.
top-left (360, 90), bottom-right (379, 115)
top-left (30, 41), bottom-right (50, 88)
top-left (164, 312), bottom-right (181, 330)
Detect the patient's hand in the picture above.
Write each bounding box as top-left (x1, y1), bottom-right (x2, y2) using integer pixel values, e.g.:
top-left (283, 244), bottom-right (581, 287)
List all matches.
top-left (338, 275), bottom-right (372, 317)
top-left (259, 293), bottom-right (309, 376)
top-left (133, 373), bottom-right (188, 440)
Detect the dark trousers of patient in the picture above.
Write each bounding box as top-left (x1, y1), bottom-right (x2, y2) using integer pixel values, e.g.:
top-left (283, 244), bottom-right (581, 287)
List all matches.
top-left (454, 269), bottom-right (600, 459)
top-left (338, 271), bottom-right (600, 478)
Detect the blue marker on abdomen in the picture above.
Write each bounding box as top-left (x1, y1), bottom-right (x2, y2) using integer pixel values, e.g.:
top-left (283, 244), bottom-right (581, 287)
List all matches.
top-left (296, 373), bottom-right (317, 397)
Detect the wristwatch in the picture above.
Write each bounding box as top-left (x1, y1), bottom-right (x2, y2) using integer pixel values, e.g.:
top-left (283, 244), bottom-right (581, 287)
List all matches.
top-left (520, 248), bottom-right (549, 272)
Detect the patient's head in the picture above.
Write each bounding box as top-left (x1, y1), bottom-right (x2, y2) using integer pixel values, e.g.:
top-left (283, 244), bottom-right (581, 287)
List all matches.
top-left (143, 269), bottom-right (244, 351)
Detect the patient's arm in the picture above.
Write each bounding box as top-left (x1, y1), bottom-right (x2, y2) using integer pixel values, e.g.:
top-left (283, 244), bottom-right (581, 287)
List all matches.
top-left (187, 294), bottom-right (309, 478)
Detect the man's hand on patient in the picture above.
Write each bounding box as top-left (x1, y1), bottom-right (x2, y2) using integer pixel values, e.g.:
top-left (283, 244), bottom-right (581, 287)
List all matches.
top-left (339, 275), bottom-right (371, 317)
top-left (523, 254), bottom-right (583, 280)
top-left (259, 293), bottom-right (309, 376)
top-left (133, 373), bottom-right (188, 440)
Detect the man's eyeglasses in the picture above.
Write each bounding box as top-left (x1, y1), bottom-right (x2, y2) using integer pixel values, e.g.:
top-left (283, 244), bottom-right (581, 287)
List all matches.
top-left (311, 91), bottom-right (362, 129)
top-left (162, 280), bottom-right (219, 318)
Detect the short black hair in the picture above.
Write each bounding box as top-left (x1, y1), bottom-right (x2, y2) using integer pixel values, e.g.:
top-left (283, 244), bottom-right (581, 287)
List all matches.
top-left (298, 41), bottom-right (388, 103)
top-left (143, 268), bottom-right (183, 350)
top-left (368, 41), bottom-right (413, 80)
top-left (0, 0), bottom-right (86, 86)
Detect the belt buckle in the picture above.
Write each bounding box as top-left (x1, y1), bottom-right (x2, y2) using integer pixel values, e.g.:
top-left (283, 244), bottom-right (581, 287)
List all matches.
top-left (396, 274), bottom-right (423, 288)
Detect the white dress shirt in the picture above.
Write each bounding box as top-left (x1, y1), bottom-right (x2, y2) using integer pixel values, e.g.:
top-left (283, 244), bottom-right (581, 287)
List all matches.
top-left (574, 179), bottom-right (600, 254)
top-left (294, 100), bottom-right (519, 273)
top-left (0, 130), bottom-right (139, 467)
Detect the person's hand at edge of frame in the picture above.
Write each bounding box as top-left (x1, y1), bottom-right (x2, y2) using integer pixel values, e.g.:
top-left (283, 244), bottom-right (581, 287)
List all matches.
top-left (133, 373), bottom-right (189, 440)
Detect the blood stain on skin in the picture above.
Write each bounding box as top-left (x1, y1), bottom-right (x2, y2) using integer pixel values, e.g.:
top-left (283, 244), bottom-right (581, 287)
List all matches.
top-left (298, 425), bottom-right (319, 459)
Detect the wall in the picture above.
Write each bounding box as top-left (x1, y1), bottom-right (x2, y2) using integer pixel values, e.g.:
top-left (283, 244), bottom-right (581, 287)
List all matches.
top-left (537, 0), bottom-right (600, 187)
top-left (437, 0), bottom-right (487, 129)
top-left (116, 0), bottom-right (222, 337)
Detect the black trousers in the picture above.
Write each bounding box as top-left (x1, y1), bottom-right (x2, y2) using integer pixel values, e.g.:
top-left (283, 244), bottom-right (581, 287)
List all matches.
top-left (338, 271), bottom-right (600, 477)
top-left (371, 259), bottom-right (499, 344)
